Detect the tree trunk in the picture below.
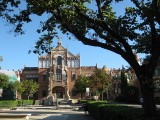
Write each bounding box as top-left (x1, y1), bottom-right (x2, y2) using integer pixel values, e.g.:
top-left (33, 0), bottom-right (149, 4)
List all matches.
top-left (101, 92), bottom-right (103, 100)
top-left (139, 77), bottom-right (157, 117)
top-left (28, 95), bottom-right (30, 100)
top-left (106, 90), bottom-right (109, 100)
top-left (80, 93), bottom-right (83, 100)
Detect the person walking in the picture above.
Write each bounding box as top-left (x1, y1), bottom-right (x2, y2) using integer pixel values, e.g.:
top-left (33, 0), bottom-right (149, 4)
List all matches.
top-left (140, 97), bottom-right (144, 109)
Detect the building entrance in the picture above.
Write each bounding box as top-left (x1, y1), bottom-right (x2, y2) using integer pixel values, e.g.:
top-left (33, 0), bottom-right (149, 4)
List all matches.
top-left (52, 86), bottom-right (65, 99)
top-left (56, 92), bottom-right (63, 98)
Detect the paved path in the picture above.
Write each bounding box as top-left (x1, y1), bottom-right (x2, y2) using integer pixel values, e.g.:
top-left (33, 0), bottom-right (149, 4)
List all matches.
top-left (35, 114), bottom-right (94, 120)
top-left (0, 108), bottom-right (95, 120)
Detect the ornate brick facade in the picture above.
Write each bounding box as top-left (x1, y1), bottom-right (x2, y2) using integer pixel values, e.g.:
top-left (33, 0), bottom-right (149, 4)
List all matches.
top-left (21, 40), bottom-right (97, 100)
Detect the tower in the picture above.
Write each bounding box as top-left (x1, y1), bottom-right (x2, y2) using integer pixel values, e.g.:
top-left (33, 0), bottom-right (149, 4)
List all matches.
top-left (38, 40), bottom-right (80, 100)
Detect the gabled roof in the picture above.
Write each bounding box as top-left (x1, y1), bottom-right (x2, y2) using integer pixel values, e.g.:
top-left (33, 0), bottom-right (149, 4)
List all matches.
top-left (67, 51), bottom-right (80, 59)
top-left (51, 40), bottom-right (67, 51)
top-left (51, 40), bottom-right (80, 59)
top-left (39, 53), bottom-right (50, 59)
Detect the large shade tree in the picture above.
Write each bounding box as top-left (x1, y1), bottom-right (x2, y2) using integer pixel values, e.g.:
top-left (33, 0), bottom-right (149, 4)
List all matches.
top-left (1, 0), bottom-right (160, 117)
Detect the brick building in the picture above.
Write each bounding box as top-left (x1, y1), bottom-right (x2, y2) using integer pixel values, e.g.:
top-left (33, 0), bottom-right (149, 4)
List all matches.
top-left (22, 41), bottom-right (155, 102)
top-left (21, 40), bottom-right (97, 100)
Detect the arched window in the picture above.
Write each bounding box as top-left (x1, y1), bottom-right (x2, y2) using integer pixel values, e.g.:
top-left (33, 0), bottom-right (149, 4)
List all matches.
top-left (39, 60), bottom-right (43, 68)
top-left (57, 56), bottom-right (62, 65)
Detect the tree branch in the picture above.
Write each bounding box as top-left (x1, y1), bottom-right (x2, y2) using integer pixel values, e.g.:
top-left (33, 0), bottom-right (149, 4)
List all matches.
top-left (74, 7), bottom-right (140, 69)
top-left (132, 0), bottom-right (143, 10)
top-left (52, 3), bottom-right (141, 72)
top-left (148, 16), bottom-right (160, 77)
top-left (95, 0), bottom-right (104, 20)
top-left (153, 0), bottom-right (160, 25)
top-left (87, 24), bottom-right (123, 53)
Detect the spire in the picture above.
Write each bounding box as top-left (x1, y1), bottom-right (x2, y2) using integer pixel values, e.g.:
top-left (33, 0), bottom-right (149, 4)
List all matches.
top-left (57, 37), bottom-right (62, 47)
top-left (96, 63), bottom-right (98, 68)
top-left (55, 37), bottom-right (63, 50)
top-left (58, 39), bottom-right (62, 46)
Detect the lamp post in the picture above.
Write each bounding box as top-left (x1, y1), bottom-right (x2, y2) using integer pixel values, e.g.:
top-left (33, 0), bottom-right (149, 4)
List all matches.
top-left (64, 66), bottom-right (70, 100)
top-left (49, 71), bottom-right (53, 96)
top-left (0, 88), bottom-right (3, 98)
top-left (86, 87), bottom-right (90, 99)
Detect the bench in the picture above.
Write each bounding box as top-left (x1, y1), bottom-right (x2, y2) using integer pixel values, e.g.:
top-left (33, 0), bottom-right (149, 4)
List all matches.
top-left (0, 113), bottom-right (31, 119)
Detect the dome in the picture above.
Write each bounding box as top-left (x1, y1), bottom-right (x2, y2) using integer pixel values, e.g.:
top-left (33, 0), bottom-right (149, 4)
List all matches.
top-left (102, 65), bottom-right (109, 72)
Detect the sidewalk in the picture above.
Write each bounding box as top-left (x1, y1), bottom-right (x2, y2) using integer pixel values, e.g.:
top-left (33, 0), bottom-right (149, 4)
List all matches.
top-left (67, 114), bottom-right (95, 120)
top-left (39, 114), bottom-right (94, 120)
top-left (0, 108), bottom-right (95, 120)
top-left (30, 109), bottom-right (95, 120)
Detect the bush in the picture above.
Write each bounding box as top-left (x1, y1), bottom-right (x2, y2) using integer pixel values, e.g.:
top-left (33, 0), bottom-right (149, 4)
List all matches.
top-left (17, 100), bottom-right (35, 106)
top-left (0, 100), bottom-right (35, 109)
top-left (0, 100), bottom-right (18, 109)
top-left (115, 95), bottom-right (126, 103)
top-left (115, 86), bottom-right (139, 104)
top-left (87, 101), bottom-right (143, 120)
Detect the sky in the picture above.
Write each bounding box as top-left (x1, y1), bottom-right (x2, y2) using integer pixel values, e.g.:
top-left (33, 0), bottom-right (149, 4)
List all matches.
top-left (0, 1), bottom-right (143, 71)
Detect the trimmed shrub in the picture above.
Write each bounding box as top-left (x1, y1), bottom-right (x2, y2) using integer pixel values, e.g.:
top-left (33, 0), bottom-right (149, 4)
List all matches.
top-left (87, 101), bottom-right (143, 120)
top-left (17, 100), bottom-right (35, 106)
top-left (0, 100), bottom-right (18, 109)
top-left (0, 100), bottom-right (35, 109)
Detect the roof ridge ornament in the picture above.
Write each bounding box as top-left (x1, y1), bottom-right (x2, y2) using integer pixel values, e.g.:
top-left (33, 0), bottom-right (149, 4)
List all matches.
top-left (57, 37), bottom-right (62, 47)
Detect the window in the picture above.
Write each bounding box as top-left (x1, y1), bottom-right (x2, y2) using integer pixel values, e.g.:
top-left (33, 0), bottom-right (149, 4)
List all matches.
top-left (43, 75), bottom-right (47, 81)
top-left (72, 72), bottom-right (76, 81)
top-left (56, 68), bottom-right (62, 81)
top-left (39, 60), bottom-right (43, 68)
top-left (57, 56), bottom-right (62, 65)
top-left (70, 60), bottom-right (72, 67)
top-left (46, 59), bottom-right (50, 68)
top-left (56, 74), bottom-right (62, 81)
top-left (42, 90), bottom-right (47, 97)
top-left (42, 60), bottom-right (44, 68)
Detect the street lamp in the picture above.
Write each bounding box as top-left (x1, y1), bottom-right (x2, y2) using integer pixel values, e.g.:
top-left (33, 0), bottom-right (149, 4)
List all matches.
top-left (0, 88), bottom-right (3, 97)
top-left (86, 87), bottom-right (90, 99)
top-left (49, 71), bottom-right (53, 95)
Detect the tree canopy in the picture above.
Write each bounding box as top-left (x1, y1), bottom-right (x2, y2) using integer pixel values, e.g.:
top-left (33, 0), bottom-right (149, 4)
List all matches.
top-left (1, 0), bottom-right (160, 117)
top-left (73, 75), bottom-right (90, 99)
top-left (73, 69), bottom-right (112, 100)
top-left (17, 80), bottom-right (38, 100)
top-left (90, 69), bottom-right (112, 99)
top-left (0, 73), bottom-right (9, 88)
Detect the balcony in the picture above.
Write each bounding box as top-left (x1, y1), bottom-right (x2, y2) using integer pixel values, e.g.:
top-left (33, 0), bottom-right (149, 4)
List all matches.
top-left (52, 80), bottom-right (66, 87)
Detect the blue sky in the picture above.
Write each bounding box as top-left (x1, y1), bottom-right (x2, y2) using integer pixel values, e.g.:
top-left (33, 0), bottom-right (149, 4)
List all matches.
top-left (0, 1), bottom-right (143, 71)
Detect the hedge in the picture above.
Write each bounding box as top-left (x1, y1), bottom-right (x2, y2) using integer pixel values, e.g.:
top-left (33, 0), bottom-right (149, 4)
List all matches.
top-left (0, 100), bottom-right (35, 109)
top-left (17, 100), bottom-right (35, 106)
top-left (87, 101), bottom-right (159, 120)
